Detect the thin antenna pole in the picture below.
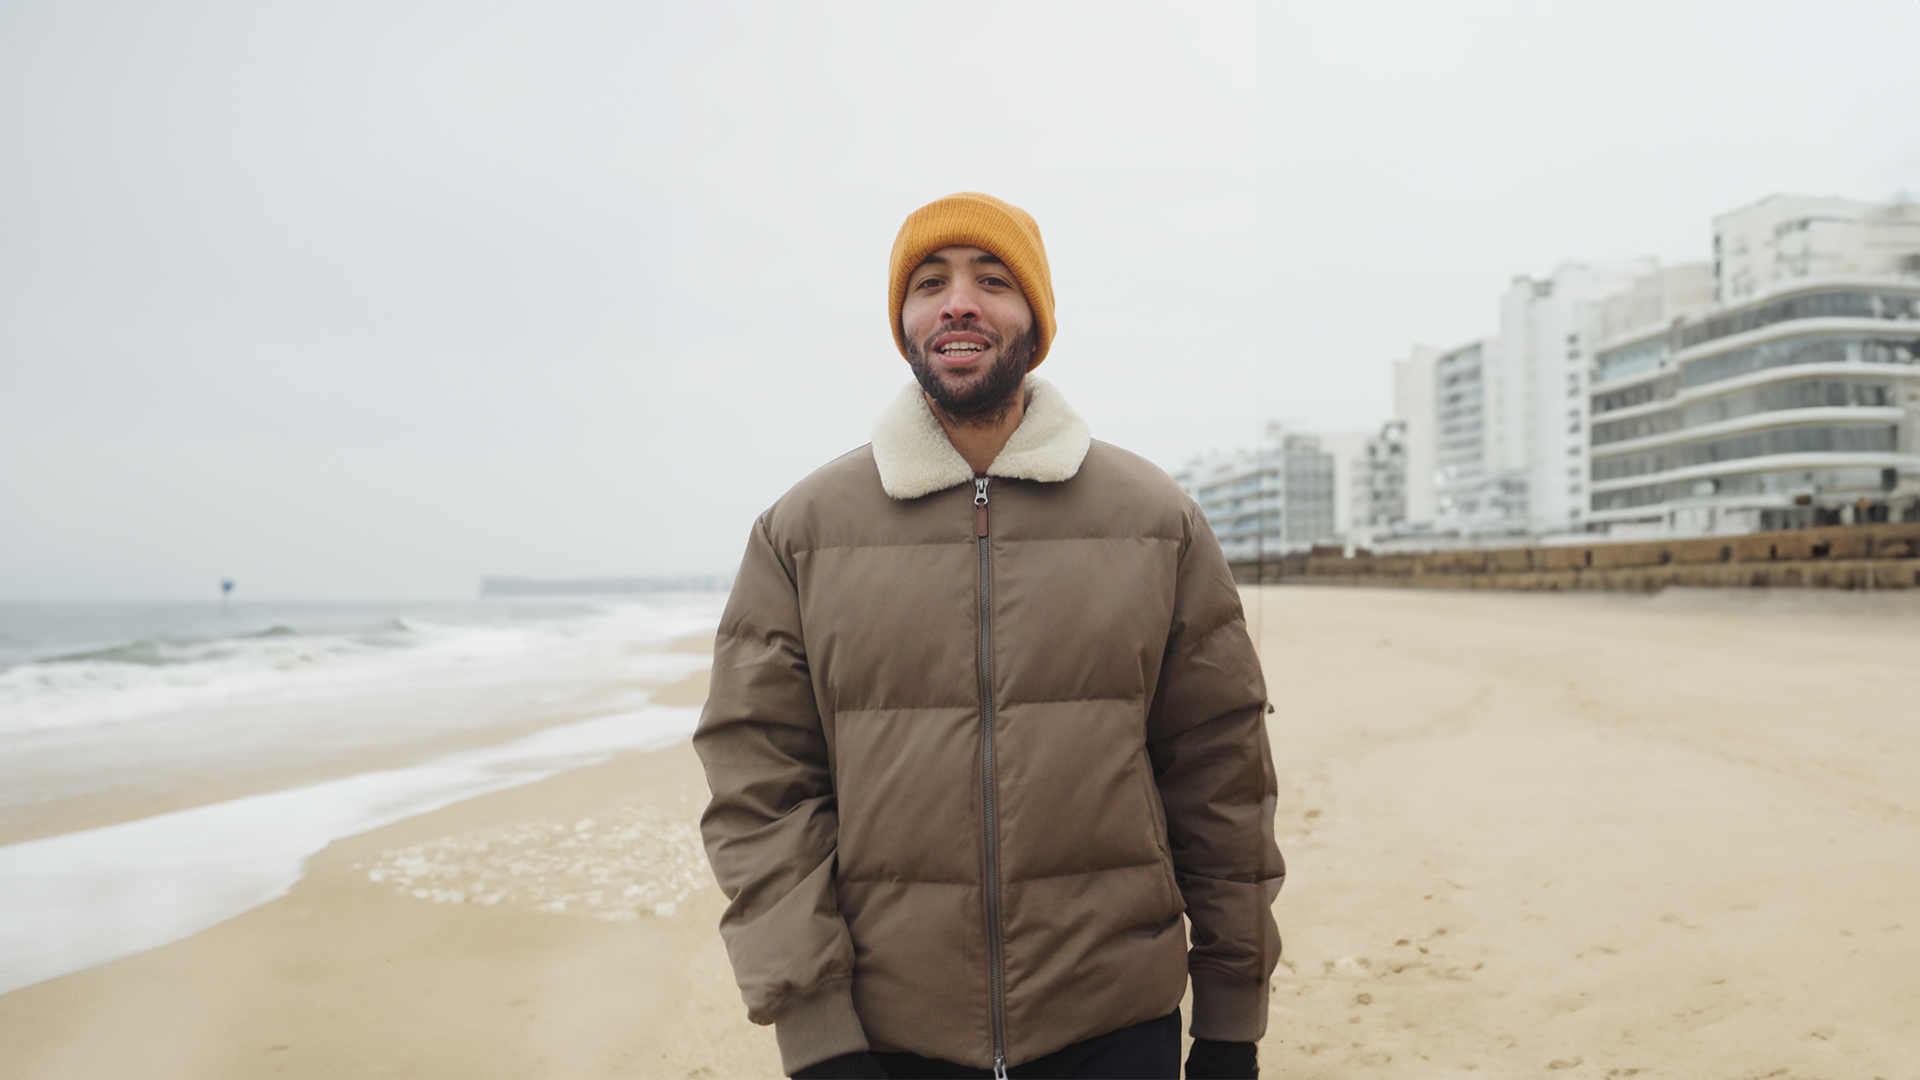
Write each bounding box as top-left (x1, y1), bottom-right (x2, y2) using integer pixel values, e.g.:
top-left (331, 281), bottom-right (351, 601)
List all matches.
top-left (1250, 1), bottom-right (1265, 653)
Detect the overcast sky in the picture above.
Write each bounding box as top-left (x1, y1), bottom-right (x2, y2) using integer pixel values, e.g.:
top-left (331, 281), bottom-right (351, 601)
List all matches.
top-left (4, 0), bottom-right (1917, 601)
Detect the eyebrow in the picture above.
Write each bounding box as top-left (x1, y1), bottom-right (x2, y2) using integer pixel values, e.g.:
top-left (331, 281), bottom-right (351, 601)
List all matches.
top-left (916, 252), bottom-right (1007, 269)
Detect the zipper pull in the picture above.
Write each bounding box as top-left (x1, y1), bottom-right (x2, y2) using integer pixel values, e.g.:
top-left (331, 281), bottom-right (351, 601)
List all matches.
top-left (975, 476), bottom-right (990, 537)
top-left (993, 1053), bottom-right (1008, 1080)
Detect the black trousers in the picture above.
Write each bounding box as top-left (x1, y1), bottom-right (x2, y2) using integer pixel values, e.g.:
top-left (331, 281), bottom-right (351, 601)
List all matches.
top-left (869, 1009), bottom-right (1181, 1080)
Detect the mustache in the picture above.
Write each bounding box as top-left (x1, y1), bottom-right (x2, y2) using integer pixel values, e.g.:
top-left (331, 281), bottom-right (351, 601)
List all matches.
top-left (919, 321), bottom-right (1005, 354)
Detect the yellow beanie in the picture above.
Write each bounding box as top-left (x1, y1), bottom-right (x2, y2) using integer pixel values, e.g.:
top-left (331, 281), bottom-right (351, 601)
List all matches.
top-left (888, 192), bottom-right (1056, 370)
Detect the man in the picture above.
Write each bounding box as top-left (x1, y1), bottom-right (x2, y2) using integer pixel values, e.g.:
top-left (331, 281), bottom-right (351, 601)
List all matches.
top-left (694, 192), bottom-right (1284, 1080)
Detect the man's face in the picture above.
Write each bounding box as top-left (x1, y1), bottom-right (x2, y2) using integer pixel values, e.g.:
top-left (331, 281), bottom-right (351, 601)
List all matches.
top-left (901, 245), bottom-right (1036, 424)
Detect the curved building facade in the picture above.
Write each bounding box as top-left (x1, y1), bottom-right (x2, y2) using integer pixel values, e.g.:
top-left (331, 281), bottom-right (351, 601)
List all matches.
top-left (1586, 276), bottom-right (1920, 537)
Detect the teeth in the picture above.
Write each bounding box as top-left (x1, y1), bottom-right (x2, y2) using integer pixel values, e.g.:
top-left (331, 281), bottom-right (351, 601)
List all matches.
top-left (940, 342), bottom-right (985, 355)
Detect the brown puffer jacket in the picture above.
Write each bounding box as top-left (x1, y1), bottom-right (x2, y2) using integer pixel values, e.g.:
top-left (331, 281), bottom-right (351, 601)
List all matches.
top-left (695, 379), bottom-right (1284, 1076)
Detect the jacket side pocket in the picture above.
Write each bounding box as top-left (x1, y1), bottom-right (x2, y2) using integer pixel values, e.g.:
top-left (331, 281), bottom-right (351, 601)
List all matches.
top-left (1136, 748), bottom-right (1184, 916)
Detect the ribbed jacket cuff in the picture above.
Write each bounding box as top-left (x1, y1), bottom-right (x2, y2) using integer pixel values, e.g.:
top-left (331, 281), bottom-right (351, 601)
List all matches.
top-left (1188, 969), bottom-right (1269, 1042)
top-left (773, 980), bottom-right (868, 1076)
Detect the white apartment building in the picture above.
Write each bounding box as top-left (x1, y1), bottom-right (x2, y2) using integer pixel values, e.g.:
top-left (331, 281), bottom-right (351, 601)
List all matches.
top-left (1350, 419), bottom-right (1407, 544)
top-left (1586, 274), bottom-right (1920, 536)
top-left (1592, 263), bottom-right (1717, 348)
top-left (1391, 261), bottom-right (1679, 541)
top-left (1428, 337), bottom-right (1529, 538)
top-left (1391, 344), bottom-right (1441, 527)
top-left (1501, 259), bottom-right (1664, 534)
top-left (1290, 425), bottom-right (1411, 551)
top-left (1715, 195), bottom-right (1920, 304)
top-left (1580, 195), bottom-right (1920, 537)
top-left (1174, 426), bottom-right (1339, 561)
top-left (1313, 430), bottom-right (1369, 544)
top-left (1394, 338), bottom-right (1505, 541)
top-left (1361, 193), bottom-right (1920, 549)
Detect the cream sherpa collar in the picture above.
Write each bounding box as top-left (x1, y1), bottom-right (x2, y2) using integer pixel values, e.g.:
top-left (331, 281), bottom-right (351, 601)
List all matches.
top-left (871, 377), bottom-right (1092, 500)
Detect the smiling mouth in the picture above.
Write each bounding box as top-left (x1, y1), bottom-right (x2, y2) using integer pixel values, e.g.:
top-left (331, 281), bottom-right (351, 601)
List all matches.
top-left (937, 341), bottom-right (987, 358)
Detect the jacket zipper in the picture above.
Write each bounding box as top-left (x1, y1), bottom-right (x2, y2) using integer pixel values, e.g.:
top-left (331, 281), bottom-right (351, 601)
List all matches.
top-left (974, 475), bottom-right (1009, 1080)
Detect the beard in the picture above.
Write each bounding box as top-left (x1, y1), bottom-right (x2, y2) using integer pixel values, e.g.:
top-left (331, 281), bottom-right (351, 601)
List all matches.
top-left (905, 322), bottom-right (1037, 428)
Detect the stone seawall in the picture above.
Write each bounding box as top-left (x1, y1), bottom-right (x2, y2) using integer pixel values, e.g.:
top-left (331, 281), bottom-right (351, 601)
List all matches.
top-left (1233, 522), bottom-right (1920, 592)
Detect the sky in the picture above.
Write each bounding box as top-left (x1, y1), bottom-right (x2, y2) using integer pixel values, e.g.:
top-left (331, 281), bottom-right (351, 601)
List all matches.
top-left (3, 0), bottom-right (1917, 600)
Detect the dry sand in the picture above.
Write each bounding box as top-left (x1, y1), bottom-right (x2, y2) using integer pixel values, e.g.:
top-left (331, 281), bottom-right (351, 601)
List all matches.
top-left (3, 588), bottom-right (1917, 1079)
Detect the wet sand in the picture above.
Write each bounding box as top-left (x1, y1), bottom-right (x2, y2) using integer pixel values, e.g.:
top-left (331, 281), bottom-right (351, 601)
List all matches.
top-left (0, 665), bottom-right (783, 1080)
top-left (2, 588), bottom-right (1916, 1079)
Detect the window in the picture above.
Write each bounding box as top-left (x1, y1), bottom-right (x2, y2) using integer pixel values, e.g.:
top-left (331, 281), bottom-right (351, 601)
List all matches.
top-left (1592, 467), bottom-right (1890, 512)
top-left (1680, 377), bottom-right (1894, 426)
top-left (1675, 290), bottom-right (1920, 351)
top-left (1682, 334), bottom-right (1919, 389)
top-left (1591, 424), bottom-right (1897, 481)
top-left (1592, 380), bottom-right (1661, 415)
top-left (1595, 339), bottom-right (1666, 385)
top-left (1590, 377), bottom-right (1896, 446)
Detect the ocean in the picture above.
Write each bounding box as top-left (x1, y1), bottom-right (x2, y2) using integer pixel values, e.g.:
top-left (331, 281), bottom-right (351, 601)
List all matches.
top-left (0, 595), bottom-right (727, 994)
top-left (0, 597), bottom-right (721, 736)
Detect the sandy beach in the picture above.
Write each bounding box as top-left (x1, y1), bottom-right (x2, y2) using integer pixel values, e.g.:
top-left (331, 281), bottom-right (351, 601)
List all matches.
top-left (3, 588), bottom-right (1917, 1079)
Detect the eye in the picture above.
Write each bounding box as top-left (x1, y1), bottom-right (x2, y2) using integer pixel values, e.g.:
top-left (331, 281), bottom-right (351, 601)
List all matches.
top-left (914, 275), bottom-right (944, 290)
top-left (979, 275), bottom-right (1010, 288)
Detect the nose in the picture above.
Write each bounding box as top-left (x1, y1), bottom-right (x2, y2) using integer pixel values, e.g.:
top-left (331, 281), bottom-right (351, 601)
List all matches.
top-left (939, 281), bottom-right (982, 323)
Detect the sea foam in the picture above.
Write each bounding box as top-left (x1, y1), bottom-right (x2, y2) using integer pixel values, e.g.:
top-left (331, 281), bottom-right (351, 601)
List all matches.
top-left (0, 703), bottom-right (703, 994)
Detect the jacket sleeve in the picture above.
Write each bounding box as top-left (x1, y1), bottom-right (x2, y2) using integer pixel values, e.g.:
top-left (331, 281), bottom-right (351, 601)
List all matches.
top-left (1145, 501), bottom-right (1285, 1043)
top-left (693, 512), bottom-right (867, 1075)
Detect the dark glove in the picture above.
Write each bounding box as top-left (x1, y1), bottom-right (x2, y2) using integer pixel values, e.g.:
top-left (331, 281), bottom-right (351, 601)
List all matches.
top-left (1185, 1039), bottom-right (1257, 1079)
top-left (791, 1050), bottom-right (888, 1079)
